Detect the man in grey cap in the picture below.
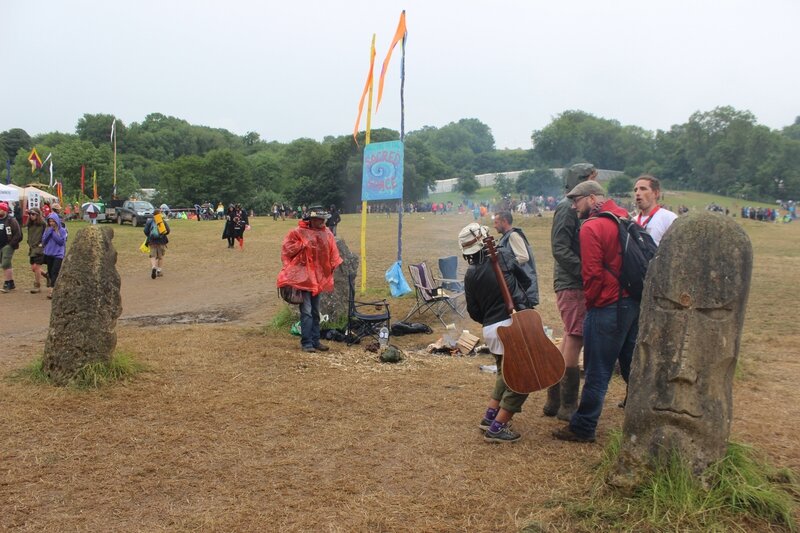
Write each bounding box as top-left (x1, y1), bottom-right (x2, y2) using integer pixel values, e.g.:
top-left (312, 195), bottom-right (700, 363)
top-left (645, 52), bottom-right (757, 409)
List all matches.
top-left (543, 163), bottom-right (597, 421)
top-left (553, 180), bottom-right (639, 443)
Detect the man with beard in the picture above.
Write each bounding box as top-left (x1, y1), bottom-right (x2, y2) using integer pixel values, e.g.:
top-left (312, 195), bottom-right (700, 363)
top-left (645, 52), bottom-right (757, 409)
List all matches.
top-left (633, 175), bottom-right (677, 245)
top-left (552, 180), bottom-right (640, 443)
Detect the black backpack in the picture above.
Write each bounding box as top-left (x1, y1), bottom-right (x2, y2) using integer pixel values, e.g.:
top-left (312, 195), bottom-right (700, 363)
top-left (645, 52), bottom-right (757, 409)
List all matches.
top-left (597, 211), bottom-right (657, 301)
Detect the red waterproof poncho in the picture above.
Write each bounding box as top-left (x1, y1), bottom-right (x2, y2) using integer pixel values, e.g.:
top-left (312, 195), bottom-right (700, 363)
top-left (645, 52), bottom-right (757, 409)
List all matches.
top-left (276, 220), bottom-right (343, 296)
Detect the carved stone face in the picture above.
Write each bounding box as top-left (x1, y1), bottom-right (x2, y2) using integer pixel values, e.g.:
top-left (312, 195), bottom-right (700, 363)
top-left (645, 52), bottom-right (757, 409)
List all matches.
top-left (621, 212), bottom-right (752, 471)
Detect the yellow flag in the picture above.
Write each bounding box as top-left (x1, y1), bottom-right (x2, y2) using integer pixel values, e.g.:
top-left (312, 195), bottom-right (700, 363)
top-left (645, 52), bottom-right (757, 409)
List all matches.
top-left (353, 35), bottom-right (376, 147)
top-left (92, 170), bottom-right (98, 200)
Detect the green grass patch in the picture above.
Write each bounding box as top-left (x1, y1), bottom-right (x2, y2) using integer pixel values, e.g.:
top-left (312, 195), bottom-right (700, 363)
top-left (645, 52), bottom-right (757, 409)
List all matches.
top-left (10, 351), bottom-right (145, 389)
top-left (268, 305), bottom-right (298, 334)
top-left (565, 431), bottom-right (799, 532)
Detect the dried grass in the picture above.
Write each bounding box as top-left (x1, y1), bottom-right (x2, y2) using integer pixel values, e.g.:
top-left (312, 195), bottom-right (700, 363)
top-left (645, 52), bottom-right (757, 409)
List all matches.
top-left (1, 213), bottom-right (798, 531)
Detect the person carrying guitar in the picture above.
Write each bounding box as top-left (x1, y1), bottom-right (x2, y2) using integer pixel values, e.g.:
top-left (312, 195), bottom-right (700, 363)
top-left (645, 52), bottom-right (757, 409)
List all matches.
top-left (459, 222), bottom-right (535, 443)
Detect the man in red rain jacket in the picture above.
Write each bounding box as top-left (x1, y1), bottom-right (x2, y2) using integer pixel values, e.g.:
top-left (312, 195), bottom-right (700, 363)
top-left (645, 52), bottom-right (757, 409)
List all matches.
top-left (277, 206), bottom-right (342, 353)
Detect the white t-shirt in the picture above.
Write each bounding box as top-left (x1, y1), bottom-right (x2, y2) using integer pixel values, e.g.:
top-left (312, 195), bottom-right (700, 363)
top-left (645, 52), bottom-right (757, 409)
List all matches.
top-left (483, 318), bottom-right (513, 355)
top-left (636, 207), bottom-right (678, 245)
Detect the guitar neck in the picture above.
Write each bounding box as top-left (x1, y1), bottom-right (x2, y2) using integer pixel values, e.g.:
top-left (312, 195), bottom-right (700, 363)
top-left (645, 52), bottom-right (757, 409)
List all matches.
top-left (484, 236), bottom-right (515, 315)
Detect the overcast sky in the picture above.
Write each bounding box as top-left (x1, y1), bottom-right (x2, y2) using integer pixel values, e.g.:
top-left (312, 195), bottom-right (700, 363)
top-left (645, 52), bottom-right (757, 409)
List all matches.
top-left (2, 0), bottom-right (798, 149)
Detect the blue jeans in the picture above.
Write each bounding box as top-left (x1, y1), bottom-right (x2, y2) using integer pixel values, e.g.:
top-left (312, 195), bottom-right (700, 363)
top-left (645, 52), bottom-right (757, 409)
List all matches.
top-left (300, 291), bottom-right (321, 348)
top-left (570, 298), bottom-right (640, 439)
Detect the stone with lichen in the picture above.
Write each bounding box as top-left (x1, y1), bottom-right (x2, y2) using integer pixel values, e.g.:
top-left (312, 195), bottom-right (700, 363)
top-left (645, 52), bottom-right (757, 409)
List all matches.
top-left (609, 212), bottom-right (752, 491)
top-left (42, 226), bottom-right (122, 386)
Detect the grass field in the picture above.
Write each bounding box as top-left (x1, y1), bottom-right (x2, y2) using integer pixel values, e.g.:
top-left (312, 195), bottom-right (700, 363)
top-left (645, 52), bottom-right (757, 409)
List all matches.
top-left (1, 196), bottom-right (798, 531)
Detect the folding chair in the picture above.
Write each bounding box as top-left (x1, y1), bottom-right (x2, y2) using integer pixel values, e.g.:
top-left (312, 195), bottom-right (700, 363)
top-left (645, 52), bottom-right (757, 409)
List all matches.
top-left (346, 273), bottom-right (390, 345)
top-left (404, 262), bottom-right (465, 327)
top-left (437, 255), bottom-right (466, 315)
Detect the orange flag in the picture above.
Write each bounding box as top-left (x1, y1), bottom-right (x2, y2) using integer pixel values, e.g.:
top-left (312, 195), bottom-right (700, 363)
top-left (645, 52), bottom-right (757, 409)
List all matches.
top-left (375, 10), bottom-right (406, 113)
top-left (353, 35), bottom-right (376, 147)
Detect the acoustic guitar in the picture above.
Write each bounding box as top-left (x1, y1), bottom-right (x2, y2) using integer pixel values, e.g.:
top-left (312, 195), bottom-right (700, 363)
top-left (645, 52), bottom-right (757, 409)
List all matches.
top-left (484, 235), bottom-right (565, 394)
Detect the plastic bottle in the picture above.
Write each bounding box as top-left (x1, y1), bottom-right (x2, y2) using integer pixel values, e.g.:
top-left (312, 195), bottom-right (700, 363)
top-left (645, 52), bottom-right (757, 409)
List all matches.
top-left (379, 326), bottom-right (389, 349)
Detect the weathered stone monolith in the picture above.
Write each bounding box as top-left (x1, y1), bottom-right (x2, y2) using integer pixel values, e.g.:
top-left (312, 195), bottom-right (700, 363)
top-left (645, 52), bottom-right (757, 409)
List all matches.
top-left (319, 238), bottom-right (359, 324)
top-left (610, 211), bottom-right (752, 491)
top-left (42, 226), bottom-right (122, 385)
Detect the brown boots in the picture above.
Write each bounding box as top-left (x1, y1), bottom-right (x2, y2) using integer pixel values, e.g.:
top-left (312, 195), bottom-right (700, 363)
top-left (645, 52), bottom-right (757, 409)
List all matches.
top-left (543, 366), bottom-right (581, 421)
top-left (556, 367), bottom-right (581, 421)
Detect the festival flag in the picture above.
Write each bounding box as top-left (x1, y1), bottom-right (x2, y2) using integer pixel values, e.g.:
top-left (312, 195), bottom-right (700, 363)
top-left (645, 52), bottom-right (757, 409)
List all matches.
top-left (110, 118), bottom-right (116, 142)
top-left (353, 34), bottom-right (377, 147)
top-left (49, 161), bottom-right (54, 187)
top-left (375, 10), bottom-right (407, 113)
top-left (92, 169), bottom-right (98, 200)
top-left (57, 181), bottom-right (63, 205)
top-left (43, 152), bottom-right (52, 166)
top-left (28, 148), bottom-right (43, 173)
top-left (81, 165), bottom-right (86, 196)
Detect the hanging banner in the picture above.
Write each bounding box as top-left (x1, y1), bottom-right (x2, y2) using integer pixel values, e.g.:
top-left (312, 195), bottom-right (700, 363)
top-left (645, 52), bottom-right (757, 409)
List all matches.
top-left (361, 140), bottom-right (404, 201)
top-left (27, 190), bottom-right (41, 210)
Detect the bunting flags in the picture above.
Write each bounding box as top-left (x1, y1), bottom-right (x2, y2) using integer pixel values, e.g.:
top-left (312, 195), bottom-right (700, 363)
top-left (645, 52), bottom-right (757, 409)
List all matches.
top-left (92, 170), bottom-right (98, 200)
top-left (353, 35), bottom-right (376, 147)
top-left (375, 10), bottom-right (407, 113)
top-left (28, 148), bottom-right (43, 173)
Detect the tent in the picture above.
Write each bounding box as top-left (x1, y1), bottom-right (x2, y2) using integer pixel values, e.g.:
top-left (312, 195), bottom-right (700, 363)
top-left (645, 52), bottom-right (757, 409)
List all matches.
top-left (22, 186), bottom-right (58, 209)
top-left (0, 184), bottom-right (20, 202)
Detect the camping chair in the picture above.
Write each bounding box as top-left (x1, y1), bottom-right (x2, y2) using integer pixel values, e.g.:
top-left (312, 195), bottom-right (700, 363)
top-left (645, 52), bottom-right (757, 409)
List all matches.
top-left (346, 273), bottom-right (391, 345)
top-left (437, 255), bottom-right (467, 315)
top-left (404, 262), bottom-right (465, 327)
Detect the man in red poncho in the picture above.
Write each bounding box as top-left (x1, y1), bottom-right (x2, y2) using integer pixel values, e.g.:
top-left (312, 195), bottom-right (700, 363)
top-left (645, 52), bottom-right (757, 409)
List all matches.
top-left (277, 206), bottom-right (343, 353)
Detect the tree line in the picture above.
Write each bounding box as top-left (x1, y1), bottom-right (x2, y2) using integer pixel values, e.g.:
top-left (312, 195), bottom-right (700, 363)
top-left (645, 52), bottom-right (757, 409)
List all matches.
top-left (2, 107), bottom-right (798, 211)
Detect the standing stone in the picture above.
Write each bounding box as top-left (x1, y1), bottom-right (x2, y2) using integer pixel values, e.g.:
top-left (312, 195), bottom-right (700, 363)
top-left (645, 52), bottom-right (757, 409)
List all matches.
top-left (610, 212), bottom-right (752, 490)
top-left (42, 226), bottom-right (122, 385)
top-left (319, 238), bottom-right (359, 324)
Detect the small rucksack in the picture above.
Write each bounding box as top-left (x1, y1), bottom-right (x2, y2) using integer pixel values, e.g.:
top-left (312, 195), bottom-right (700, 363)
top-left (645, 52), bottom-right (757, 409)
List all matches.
top-left (148, 221), bottom-right (161, 240)
top-left (597, 211), bottom-right (657, 301)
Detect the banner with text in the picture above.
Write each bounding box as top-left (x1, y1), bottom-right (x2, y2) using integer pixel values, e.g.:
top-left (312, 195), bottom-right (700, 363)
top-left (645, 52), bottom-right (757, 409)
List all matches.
top-left (361, 140), bottom-right (404, 201)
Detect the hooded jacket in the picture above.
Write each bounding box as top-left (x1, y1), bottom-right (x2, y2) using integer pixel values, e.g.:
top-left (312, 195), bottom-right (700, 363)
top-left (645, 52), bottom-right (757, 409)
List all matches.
top-left (0, 213), bottom-right (22, 249)
top-left (277, 219), bottom-right (342, 296)
top-left (464, 246), bottom-right (530, 327)
top-left (579, 199), bottom-right (630, 309)
top-left (26, 212), bottom-right (46, 257)
top-left (42, 213), bottom-right (67, 258)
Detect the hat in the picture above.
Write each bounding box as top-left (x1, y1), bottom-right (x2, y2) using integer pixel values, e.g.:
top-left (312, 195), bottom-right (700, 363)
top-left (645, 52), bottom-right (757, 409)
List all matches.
top-left (0, 202), bottom-right (9, 212)
top-left (458, 223), bottom-right (488, 255)
top-left (28, 207), bottom-right (41, 216)
top-left (564, 163), bottom-right (596, 190)
top-left (566, 180), bottom-right (606, 199)
top-left (305, 205), bottom-right (330, 220)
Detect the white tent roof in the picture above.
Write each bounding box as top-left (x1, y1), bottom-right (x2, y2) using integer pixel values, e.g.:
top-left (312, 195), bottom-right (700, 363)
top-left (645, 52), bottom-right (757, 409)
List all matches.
top-left (23, 186), bottom-right (58, 202)
top-left (0, 183), bottom-right (21, 201)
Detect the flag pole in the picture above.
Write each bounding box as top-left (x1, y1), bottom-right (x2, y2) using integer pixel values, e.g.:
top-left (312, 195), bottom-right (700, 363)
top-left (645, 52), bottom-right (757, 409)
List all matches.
top-left (397, 12), bottom-right (407, 263)
top-left (111, 119), bottom-right (118, 198)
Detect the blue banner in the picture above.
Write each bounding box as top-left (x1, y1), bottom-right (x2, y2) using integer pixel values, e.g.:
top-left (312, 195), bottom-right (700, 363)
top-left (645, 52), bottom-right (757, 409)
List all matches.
top-left (361, 140), bottom-right (404, 201)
